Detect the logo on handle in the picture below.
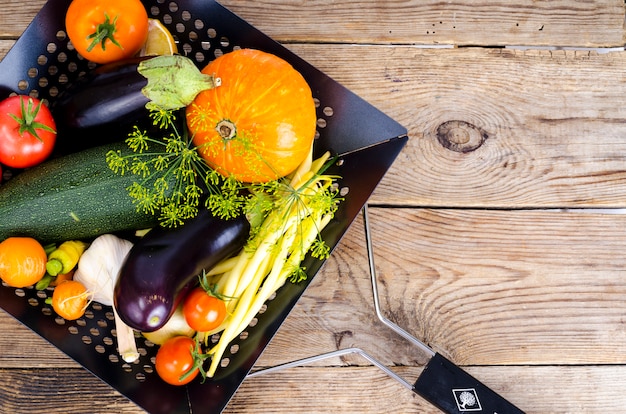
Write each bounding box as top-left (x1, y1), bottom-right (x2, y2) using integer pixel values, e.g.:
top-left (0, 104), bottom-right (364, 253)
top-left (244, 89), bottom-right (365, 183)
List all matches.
top-left (452, 388), bottom-right (482, 411)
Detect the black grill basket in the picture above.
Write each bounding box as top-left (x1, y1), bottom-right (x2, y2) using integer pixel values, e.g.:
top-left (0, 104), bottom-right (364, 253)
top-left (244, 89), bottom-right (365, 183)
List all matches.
top-left (0, 1), bottom-right (408, 412)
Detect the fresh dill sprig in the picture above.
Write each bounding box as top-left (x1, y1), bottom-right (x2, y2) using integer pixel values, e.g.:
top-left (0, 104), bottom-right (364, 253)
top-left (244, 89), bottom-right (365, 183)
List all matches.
top-left (288, 264), bottom-right (308, 284)
top-left (105, 108), bottom-right (237, 227)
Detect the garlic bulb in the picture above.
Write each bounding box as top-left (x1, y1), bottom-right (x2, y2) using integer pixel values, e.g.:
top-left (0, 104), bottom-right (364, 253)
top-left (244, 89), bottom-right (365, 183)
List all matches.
top-left (74, 234), bottom-right (139, 362)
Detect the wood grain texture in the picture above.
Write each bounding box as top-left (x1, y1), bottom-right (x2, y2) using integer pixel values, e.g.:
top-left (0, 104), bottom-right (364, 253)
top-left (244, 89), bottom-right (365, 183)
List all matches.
top-left (229, 364), bottom-right (626, 413)
top-left (253, 207), bottom-right (626, 368)
top-left (2, 0), bottom-right (624, 47)
top-left (0, 2), bottom-right (42, 38)
top-left (0, 369), bottom-right (142, 413)
top-left (211, 0), bottom-right (626, 47)
top-left (282, 44), bottom-right (626, 208)
top-left (226, 366), bottom-right (626, 414)
top-left (0, 365), bottom-right (625, 413)
top-left (0, 312), bottom-right (74, 369)
top-left (3, 207), bottom-right (625, 411)
top-left (366, 207), bottom-right (626, 365)
top-left (5, 38), bottom-right (626, 211)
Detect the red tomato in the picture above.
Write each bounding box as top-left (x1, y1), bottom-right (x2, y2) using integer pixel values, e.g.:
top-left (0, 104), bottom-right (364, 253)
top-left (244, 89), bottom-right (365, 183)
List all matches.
top-left (0, 96), bottom-right (56, 168)
top-left (182, 287), bottom-right (227, 332)
top-left (65, 0), bottom-right (149, 64)
top-left (155, 336), bottom-right (200, 386)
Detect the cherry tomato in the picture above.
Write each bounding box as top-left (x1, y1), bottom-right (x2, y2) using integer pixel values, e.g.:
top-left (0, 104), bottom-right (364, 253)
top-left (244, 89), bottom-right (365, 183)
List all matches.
top-left (0, 237), bottom-right (47, 288)
top-left (155, 336), bottom-right (200, 386)
top-left (182, 287), bottom-right (227, 332)
top-left (65, 0), bottom-right (149, 64)
top-left (51, 280), bottom-right (89, 321)
top-left (0, 96), bottom-right (56, 169)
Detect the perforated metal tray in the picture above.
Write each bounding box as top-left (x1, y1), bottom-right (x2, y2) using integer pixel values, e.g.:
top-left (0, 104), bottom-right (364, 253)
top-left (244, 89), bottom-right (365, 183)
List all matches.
top-left (0, 0), bottom-right (408, 412)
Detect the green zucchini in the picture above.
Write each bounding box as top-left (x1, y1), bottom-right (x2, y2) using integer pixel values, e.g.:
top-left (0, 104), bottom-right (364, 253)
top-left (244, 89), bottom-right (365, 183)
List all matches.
top-left (0, 142), bottom-right (160, 244)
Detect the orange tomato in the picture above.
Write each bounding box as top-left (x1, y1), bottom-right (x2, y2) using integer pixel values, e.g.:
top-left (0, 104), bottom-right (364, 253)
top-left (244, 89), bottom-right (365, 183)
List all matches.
top-left (0, 237), bottom-right (47, 288)
top-left (186, 49), bottom-right (317, 183)
top-left (65, 0), bottom-right (149, 64)
top-left (51, 280), bottom-right (90, 320)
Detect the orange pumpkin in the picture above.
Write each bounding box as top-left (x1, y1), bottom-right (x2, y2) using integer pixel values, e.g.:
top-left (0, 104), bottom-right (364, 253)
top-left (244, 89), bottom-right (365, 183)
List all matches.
top-left (186, 49), bottom-right (317, 183)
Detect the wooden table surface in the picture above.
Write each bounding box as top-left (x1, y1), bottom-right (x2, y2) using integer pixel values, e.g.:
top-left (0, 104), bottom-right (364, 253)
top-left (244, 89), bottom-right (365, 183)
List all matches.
top-left (2, 0), bottom-right (626, 413)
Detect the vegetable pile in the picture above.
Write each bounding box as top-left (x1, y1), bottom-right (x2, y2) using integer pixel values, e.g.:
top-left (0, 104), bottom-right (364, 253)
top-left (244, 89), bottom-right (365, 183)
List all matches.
top-left (0, 0), bottom-right (342, 386)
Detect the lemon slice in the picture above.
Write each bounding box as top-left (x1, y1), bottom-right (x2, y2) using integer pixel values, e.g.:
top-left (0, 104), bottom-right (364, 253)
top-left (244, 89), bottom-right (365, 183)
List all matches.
top-left (139, 19), bottom-right (178, 56)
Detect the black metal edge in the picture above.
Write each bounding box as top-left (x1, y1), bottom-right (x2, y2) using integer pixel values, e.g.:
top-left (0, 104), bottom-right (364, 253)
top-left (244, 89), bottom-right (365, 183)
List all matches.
top-left (0, 0), bottom-right (73, 98)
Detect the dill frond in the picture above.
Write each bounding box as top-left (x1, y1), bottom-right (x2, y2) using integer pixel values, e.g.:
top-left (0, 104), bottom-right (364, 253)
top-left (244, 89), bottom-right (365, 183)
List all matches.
top-left (106, 108), bottom-right (343, 280)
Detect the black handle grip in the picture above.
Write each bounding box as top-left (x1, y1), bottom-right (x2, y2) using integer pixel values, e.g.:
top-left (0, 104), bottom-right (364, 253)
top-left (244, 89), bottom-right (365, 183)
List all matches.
top-left (413, 353), bottom-right (524, 414)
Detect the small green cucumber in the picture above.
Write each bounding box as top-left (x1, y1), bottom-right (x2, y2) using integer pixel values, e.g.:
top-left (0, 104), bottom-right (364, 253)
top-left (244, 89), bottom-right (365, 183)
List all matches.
top-left (0, 142), bottom-right (160, 244)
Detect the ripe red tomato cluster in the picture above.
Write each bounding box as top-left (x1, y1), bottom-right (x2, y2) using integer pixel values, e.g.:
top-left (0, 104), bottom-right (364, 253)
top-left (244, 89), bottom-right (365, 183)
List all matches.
top-left (152, 287), bottom-right (228, 385)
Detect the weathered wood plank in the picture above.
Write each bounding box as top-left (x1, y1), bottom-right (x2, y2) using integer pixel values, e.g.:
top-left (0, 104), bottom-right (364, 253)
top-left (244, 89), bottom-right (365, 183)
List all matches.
top-left (2, 2), bottom-right (626, 414)
top-left (0, 41), bottom-right (12, 59)
top-left (0, 369), bottom-right (142, 413)
top-left (0, 2), bottom-right (43, 38)
top-left (0, 312), bottom-right (75, 369)
top-left (242, 206), bottom-right (626, 414)
top-left (1, 0), bottom-right (624, 47)
top-left (231, 364), bottom-right (626, 413)
top-left (281, 45), bottom-right (626, 208)
top-left (219, 0), bottom-right (626, 47)
top-left (365, 207), bottom-right (626, 366)
top-left (0, 365), bottom-right (624, 413)
top-left (256, 208), bottom-right (626, 368)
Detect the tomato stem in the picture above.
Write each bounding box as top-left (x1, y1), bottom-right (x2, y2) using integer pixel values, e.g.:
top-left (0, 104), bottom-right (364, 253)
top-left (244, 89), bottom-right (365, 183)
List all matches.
top-left (86, 13), bottom-right (122, 53)
top-left (8, 97), bottom-right (56, 142)
top-left (198, 270), bottom-right (237, 301)
top-left (179, 336), bottom-right (210, 383)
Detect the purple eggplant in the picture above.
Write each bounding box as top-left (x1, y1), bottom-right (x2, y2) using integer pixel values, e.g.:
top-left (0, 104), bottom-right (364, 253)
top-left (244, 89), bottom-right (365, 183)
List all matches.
top-left (114, 209), bottom-right (250, 332)
top-left (51, 57), bottom-right (154, 155)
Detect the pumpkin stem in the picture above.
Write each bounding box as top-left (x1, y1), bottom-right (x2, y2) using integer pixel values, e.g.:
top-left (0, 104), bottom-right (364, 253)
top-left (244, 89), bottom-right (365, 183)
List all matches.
top-left (216, 120), bottom-right (237, 140)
